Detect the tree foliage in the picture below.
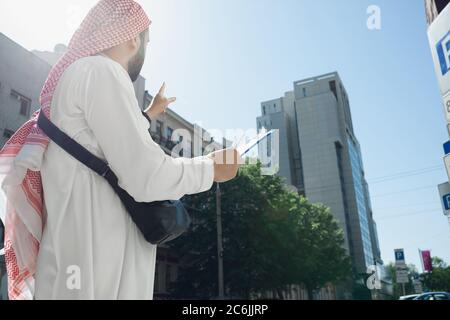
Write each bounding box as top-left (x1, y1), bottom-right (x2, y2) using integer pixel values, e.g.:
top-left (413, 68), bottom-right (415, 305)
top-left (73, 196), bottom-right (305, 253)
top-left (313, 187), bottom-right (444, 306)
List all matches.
top-left (168, 164), bottom-right (351, 299)
top-left (422, 257), bottom-right (450, 293)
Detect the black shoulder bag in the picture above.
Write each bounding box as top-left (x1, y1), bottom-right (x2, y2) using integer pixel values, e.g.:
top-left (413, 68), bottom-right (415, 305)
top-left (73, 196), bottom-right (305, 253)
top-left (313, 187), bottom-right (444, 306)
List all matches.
top-left (37, 110), bottom-right (191, 245)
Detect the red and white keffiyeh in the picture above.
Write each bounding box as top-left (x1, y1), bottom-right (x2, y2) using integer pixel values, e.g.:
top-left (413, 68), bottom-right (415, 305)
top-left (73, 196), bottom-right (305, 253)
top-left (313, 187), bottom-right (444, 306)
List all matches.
top-left (0, 0), bottom-right (150, 300)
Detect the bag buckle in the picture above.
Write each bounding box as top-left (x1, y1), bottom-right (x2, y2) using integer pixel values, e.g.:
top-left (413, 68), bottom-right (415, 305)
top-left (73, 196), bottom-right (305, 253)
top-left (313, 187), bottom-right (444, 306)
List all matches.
top-left (101, 164), bottom-right (111, 177)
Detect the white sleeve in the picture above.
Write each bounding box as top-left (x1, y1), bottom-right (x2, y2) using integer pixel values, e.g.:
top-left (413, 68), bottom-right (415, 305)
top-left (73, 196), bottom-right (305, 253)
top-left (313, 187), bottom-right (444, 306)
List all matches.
top-left (78, 58), bottom-right (214, 202)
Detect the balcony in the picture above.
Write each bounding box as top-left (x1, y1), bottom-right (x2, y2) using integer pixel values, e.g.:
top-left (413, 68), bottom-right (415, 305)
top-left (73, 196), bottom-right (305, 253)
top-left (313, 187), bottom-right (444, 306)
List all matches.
top-left (150, 132), bottom-right (177, 154)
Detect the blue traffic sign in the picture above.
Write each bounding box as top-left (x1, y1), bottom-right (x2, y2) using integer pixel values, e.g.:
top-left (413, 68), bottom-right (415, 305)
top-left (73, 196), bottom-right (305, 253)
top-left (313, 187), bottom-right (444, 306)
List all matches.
top-left (444, 141), bottom-right (450, 155)
top-left (443, 194), bottom-right (450, 210)
top-left (395, 249), bottom-right (405, 263)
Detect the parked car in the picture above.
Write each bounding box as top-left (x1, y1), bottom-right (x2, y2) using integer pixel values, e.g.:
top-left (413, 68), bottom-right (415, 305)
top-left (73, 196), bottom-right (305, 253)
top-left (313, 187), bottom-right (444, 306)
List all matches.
top-left (413, 292), bottom-right (450, 300)
top-left (399, 294), bottom-right (419, 300)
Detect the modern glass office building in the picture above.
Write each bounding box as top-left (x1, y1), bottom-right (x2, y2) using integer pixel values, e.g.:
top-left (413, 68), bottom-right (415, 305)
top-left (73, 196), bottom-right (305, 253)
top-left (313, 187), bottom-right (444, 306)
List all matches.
top-left (347, 134), bottom-right (374, 268)
top-left (257, 72), bottom-right (382, 274)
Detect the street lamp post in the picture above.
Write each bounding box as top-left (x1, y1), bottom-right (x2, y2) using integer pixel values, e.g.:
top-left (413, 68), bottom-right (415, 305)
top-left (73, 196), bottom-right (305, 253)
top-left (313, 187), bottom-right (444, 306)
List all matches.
top-left (216, 182), bottom-right (225, 299)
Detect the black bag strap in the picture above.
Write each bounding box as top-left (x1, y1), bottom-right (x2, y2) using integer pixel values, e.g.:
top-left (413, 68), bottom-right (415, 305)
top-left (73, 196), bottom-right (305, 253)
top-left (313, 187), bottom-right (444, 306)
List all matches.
top-left (37, 111), bottom-right (111, 178)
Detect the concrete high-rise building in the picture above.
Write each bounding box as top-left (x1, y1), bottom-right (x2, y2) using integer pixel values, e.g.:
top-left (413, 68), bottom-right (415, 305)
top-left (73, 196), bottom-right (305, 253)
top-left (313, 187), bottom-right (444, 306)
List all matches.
top-left (257, 72), bottom-right (382, 273)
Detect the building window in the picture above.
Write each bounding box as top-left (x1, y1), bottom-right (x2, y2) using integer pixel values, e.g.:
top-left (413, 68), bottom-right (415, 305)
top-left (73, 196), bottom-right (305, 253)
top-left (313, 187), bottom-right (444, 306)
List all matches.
top-left (262, 105), bottom-right (266, 115)
top-left (167, 127), bottom-right (174, 140)
top-left (329, 81), bottom-right (337, 100)
top-left (3, 129), bottom-right (14, 139)
top-left (267, 137), bottom-right (272, 157)
top-left (20, 99), bottom-right (30, 116)
top-left (303, 87), bottom-right (307, 97)
top-left (156, 121), bottom-right (163, 137)
top-left (11, 90), bottom-right (31, 117)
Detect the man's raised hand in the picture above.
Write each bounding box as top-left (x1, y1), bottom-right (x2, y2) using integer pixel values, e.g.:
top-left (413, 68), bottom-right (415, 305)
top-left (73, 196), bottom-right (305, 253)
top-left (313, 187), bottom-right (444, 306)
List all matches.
top-left (145, 82), bottom-right (177, 120)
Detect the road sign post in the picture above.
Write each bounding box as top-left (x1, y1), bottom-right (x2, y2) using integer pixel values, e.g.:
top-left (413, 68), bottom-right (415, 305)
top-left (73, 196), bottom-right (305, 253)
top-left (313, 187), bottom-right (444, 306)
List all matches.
top-left (394, 249), bottom-right (409, 296)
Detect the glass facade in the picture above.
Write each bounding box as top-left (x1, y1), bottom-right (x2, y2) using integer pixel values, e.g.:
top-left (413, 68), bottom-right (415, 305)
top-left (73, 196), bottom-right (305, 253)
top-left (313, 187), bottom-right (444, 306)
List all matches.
top-left (347, 135), bottom-right (374, 268)
top-left (364, 180), bottom-right (381, 261)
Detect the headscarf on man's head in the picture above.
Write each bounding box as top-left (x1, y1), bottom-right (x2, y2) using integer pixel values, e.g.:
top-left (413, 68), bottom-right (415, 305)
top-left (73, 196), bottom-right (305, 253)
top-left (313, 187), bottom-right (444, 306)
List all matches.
top-left (0, 0), bottom-right (151, 300)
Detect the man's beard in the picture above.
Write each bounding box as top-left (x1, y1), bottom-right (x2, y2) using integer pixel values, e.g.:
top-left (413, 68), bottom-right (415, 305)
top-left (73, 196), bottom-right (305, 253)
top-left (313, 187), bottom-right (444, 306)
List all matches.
top-left (127, 44), bottom-right (146, 82)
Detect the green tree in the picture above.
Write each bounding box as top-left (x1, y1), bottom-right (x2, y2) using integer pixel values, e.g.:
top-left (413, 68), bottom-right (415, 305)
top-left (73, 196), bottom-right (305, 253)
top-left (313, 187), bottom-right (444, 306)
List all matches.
top-left (168, 163), bottom-right (351, 300)
top-left (287, 195), bottom-right (351, 299)
top-left (422, 257), bottom-right (450, 292)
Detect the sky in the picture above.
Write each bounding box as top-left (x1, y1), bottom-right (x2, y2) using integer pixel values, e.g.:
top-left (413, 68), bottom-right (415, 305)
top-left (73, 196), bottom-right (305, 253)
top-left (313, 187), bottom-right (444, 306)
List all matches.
top-left (1, 0), bottom-right (449, 270)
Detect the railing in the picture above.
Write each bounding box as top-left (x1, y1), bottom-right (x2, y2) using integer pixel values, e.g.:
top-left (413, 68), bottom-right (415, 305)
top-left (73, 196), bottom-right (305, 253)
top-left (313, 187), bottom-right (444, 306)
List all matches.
top-left (150, 132), bottom-right (177, 153)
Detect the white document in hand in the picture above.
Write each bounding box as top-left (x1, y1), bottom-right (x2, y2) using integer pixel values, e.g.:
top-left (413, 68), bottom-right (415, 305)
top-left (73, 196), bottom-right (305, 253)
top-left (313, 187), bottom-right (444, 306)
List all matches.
top-left (236, 130), bottom-right (274, 157)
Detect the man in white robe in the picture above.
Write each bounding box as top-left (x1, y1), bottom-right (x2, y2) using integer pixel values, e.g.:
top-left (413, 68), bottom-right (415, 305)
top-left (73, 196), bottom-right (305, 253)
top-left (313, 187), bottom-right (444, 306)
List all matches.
top-left (0, 0), bottom-right (239, 300)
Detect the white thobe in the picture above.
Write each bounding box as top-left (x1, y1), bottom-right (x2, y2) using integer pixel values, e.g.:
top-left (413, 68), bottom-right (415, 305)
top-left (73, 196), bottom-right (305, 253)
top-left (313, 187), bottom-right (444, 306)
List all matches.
top-left (34, 55), bottom-right (214, 300)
